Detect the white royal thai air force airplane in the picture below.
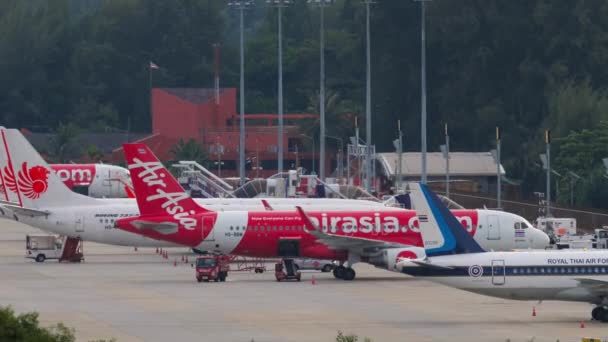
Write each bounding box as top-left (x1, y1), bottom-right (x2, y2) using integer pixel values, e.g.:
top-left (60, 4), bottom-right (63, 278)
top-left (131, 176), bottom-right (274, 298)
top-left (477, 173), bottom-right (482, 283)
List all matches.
top-left (398, 182), bottom-right (608, 322)
top-left (0, 128), bottom-right (547, 252)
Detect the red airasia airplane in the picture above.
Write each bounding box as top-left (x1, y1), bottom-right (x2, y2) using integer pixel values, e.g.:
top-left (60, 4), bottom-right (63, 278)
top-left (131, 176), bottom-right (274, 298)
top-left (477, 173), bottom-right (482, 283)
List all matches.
top-left (116, 143), bottom-right (549, 281)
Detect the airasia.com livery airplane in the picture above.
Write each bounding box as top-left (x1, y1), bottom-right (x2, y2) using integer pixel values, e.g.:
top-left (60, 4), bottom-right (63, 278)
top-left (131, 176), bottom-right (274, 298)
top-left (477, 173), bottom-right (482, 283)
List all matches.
top-left (1, 163), bottom-right (132, 199)
top-left (116, 143), bottom-right (550, 280)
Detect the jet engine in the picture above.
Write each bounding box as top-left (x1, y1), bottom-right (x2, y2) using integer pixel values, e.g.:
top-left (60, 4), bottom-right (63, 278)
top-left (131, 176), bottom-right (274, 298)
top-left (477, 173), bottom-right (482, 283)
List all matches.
top-left (367, 247), bottom-right (426, 271)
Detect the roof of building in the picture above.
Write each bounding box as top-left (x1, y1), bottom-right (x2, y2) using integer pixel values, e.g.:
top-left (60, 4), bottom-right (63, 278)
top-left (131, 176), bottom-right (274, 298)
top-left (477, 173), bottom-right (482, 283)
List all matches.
top-left (26, 132), bottom-right (148, 155)
top-left (376, 152), bottom-right (505, 178)
top-left (160, 88), bottom-right (227, 104)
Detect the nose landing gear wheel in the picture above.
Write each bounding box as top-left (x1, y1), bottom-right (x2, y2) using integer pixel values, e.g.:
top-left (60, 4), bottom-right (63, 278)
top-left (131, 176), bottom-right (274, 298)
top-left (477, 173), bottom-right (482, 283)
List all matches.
top-left (333, 266), bottom-right (346, 279)
top-left (343, 267), bottom-right (356, 281)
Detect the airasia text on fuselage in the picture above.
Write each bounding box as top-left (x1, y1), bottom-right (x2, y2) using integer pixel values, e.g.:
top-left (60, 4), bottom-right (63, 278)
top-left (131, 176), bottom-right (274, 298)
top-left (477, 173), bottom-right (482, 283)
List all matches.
top-left (129, 158), bottom-right (197, 230)
top-left (249, 213), bottom-right (476, 235)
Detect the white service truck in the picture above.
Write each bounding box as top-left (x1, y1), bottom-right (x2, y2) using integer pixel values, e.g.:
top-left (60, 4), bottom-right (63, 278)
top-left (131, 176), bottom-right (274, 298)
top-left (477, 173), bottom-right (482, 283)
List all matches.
top-left (536, 217), bottom-right (577, 236)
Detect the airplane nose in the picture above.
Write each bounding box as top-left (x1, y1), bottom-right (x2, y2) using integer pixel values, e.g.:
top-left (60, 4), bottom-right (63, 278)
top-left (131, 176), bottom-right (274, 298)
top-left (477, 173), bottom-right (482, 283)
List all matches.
top-left (532, 229), bottom-right (550, 249)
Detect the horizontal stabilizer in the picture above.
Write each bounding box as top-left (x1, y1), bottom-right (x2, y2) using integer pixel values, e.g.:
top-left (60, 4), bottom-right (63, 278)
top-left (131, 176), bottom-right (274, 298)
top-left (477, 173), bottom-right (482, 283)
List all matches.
top-left (130, 220), bottom-right (178, 235)
top-left (0, 203), bottom-right (49, 217)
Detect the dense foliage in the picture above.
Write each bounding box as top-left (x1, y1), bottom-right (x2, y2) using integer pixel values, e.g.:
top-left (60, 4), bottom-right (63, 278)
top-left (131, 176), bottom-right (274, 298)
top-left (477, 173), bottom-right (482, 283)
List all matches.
top-left (1, 0), bottom-right (608, 205)
top-left (0, 306), bottom-right (75, 342)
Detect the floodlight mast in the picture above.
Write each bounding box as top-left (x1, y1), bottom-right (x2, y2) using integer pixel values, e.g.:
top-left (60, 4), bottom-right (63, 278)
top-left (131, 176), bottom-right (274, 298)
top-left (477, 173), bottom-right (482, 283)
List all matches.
top-left (267, 0), bottom-right (291, 176)
top-left (308, 0), bottom-right (334, 182)
top-left (228, 0), bottom-right (254, 186)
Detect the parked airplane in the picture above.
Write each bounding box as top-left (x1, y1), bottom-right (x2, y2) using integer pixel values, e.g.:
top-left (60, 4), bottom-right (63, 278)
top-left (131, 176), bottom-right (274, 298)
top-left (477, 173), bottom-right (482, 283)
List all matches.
top-left (398, 183), bottom-right (608, 322)
top-left (115, 143), bottom-right (549, 280)
top-left (0, 128), bottom-right (431, 248)
top-left (1, 163), bottom-right (132, 199)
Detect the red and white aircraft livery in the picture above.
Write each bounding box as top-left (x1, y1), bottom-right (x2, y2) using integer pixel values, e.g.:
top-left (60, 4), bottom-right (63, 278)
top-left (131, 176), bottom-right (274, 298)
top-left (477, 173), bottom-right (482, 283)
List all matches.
top-left (0, 128), bottom-right (484, 249)
top-left (47, 164), bottom-right (131, 198)
top-left (117, 143), bottom-right (550, 280)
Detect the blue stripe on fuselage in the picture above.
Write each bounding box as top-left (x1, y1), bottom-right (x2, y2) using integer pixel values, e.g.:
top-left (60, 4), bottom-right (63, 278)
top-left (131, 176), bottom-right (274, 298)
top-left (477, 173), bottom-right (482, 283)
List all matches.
top-left (401, 265), bottom-right (608, 277)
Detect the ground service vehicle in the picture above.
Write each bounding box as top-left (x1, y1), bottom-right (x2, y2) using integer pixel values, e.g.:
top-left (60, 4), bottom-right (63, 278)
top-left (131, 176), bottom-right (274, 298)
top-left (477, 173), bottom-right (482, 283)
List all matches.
top-left (275, 259), bottom-right (301, 282)
top-left (293, 259), bottom-right (335, 272)
top-left (195, 255), bottom-right (229, 282)
top-left (25, 234), bottom-right (83, 263)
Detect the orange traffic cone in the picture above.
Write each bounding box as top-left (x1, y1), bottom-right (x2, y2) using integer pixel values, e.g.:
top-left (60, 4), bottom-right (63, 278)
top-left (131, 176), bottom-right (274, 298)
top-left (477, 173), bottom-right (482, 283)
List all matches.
top-left (156, 247), bottom-right (159, 254)
top-left (173, 259), bottom-right (177, 267)
top-left (181, 255), bottom-right (185, 262)
top-left (580, 321), bottom-right (585, 328)
top-left (532, 306), bottom-right (536, 317)
top-left (311, 276), bottom-right (316, 285)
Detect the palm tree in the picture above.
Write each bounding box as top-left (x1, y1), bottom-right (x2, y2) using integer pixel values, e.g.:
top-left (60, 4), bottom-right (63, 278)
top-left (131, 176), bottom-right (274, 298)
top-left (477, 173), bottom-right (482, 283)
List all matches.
top-left (49, 123), bottom-right (80, 163)
top-left (170, 138), bottom-right (208, 165)
top-left (301, 89), bottom-right (362, 142)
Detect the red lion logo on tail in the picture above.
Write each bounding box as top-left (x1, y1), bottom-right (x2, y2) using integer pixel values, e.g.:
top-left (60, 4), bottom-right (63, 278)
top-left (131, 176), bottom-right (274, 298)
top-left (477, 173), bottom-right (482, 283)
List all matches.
top-left (14, 162), bottom-right (50, 199)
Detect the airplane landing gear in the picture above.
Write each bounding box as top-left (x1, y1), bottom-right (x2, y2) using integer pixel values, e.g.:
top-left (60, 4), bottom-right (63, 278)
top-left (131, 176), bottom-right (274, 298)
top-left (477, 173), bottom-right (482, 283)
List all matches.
top-left (343, 267), bottom-right (356, 281)
top-left (332, 266), bottom-right (356, 281)
top-left (333, 266), bottom-right (345, 279)
top-left (592, 306), bottom-right (608, 322)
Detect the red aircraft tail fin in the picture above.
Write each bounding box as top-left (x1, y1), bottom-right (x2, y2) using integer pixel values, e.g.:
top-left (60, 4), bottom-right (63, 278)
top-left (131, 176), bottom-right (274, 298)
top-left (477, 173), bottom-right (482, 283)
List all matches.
top-left (122, 143), bottom-right (209, 219)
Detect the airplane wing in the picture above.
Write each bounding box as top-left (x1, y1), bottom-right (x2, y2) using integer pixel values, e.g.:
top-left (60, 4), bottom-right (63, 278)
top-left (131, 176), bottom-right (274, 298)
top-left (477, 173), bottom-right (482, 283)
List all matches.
top-left (129, 220), bottom-right (178, 235)
top-left (575, 278), bottom-right (608, 295)
top-left (295, 206), bottom-right (412, 254)
top-left (0, 203), bottom-right (49, 217)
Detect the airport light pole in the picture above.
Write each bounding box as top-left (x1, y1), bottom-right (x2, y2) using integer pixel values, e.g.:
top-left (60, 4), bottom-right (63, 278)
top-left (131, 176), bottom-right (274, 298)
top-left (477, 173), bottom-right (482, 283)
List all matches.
top-left (567, 171), bottom-right (581, 206)
top-left (228, 0), bottom-right (254, 186)
top-left (267, 0), bottom-right (291, 176)
top-left (326, 134), bottom-right (343, 181)
top-left (363, 0), bottom-right (373, 192)
top-left (545, 130), bottom-right (552, 216)
top-left (415, 0), bottom-right (431, 184)
top-left (393, 120), bottom-right (404, 192)
top-left (300, 134), bottom-right (316, 174)
top-left (308, 0), bottom-right (333, 182)
top-left (496, 126), bottom-right (501, 209)
top-left (439, 124), bottom-right (449, 198)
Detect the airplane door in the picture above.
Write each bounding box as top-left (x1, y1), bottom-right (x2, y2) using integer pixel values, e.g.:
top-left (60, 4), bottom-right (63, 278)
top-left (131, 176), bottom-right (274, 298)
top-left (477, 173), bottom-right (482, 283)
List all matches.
top-left (491, 259), bottom-right (505, 285)
top-left (202, 216), bottom-right (215, 241)
top-left (487, 215), bottom-right (500, 240)
top-left (75, 216), bottom-right (85, 233)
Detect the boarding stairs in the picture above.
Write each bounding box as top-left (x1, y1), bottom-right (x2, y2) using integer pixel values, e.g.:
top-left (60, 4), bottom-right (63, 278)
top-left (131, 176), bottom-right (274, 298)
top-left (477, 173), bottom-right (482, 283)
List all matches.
top-left (59, 237), bottom-right (84, 262)
top-left (173, 161), bottom-right (235, 198)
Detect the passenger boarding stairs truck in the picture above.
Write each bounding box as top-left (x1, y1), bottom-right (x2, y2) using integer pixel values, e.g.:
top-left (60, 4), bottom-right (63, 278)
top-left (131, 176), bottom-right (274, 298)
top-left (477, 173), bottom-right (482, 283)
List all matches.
top-left (26, 234), bottom-right (84, 263)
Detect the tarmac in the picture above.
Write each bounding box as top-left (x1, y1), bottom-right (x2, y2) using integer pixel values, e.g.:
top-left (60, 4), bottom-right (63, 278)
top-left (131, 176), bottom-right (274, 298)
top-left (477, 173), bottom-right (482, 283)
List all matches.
top-left (1, 219), bottom-right (607, 342)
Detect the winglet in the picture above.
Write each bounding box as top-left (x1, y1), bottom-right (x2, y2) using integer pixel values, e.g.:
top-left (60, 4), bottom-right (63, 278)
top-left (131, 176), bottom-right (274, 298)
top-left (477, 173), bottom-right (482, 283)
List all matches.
top-left (295, 206), bottom-right (319, 232)
top-left (261, 199), bottom-right (273, 211)
top-left (408, 182), bottom-right (485, 256)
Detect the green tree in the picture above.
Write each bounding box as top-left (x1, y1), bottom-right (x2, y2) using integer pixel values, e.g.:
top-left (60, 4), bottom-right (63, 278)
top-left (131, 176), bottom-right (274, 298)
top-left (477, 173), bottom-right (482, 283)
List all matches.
top-left (0, 306), bottom-right (75, 342)
top-left (49, 123), bottom-right (81, 163)
top-left (170, 138), bottom-right (207, 165)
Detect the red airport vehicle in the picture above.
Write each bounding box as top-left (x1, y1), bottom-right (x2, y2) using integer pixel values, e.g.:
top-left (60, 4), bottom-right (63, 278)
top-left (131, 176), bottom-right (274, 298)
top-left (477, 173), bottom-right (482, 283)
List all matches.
top-left (195, 255), bottom-right (229, 283)
top-left (274, 259), bottom-right (301, 282)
